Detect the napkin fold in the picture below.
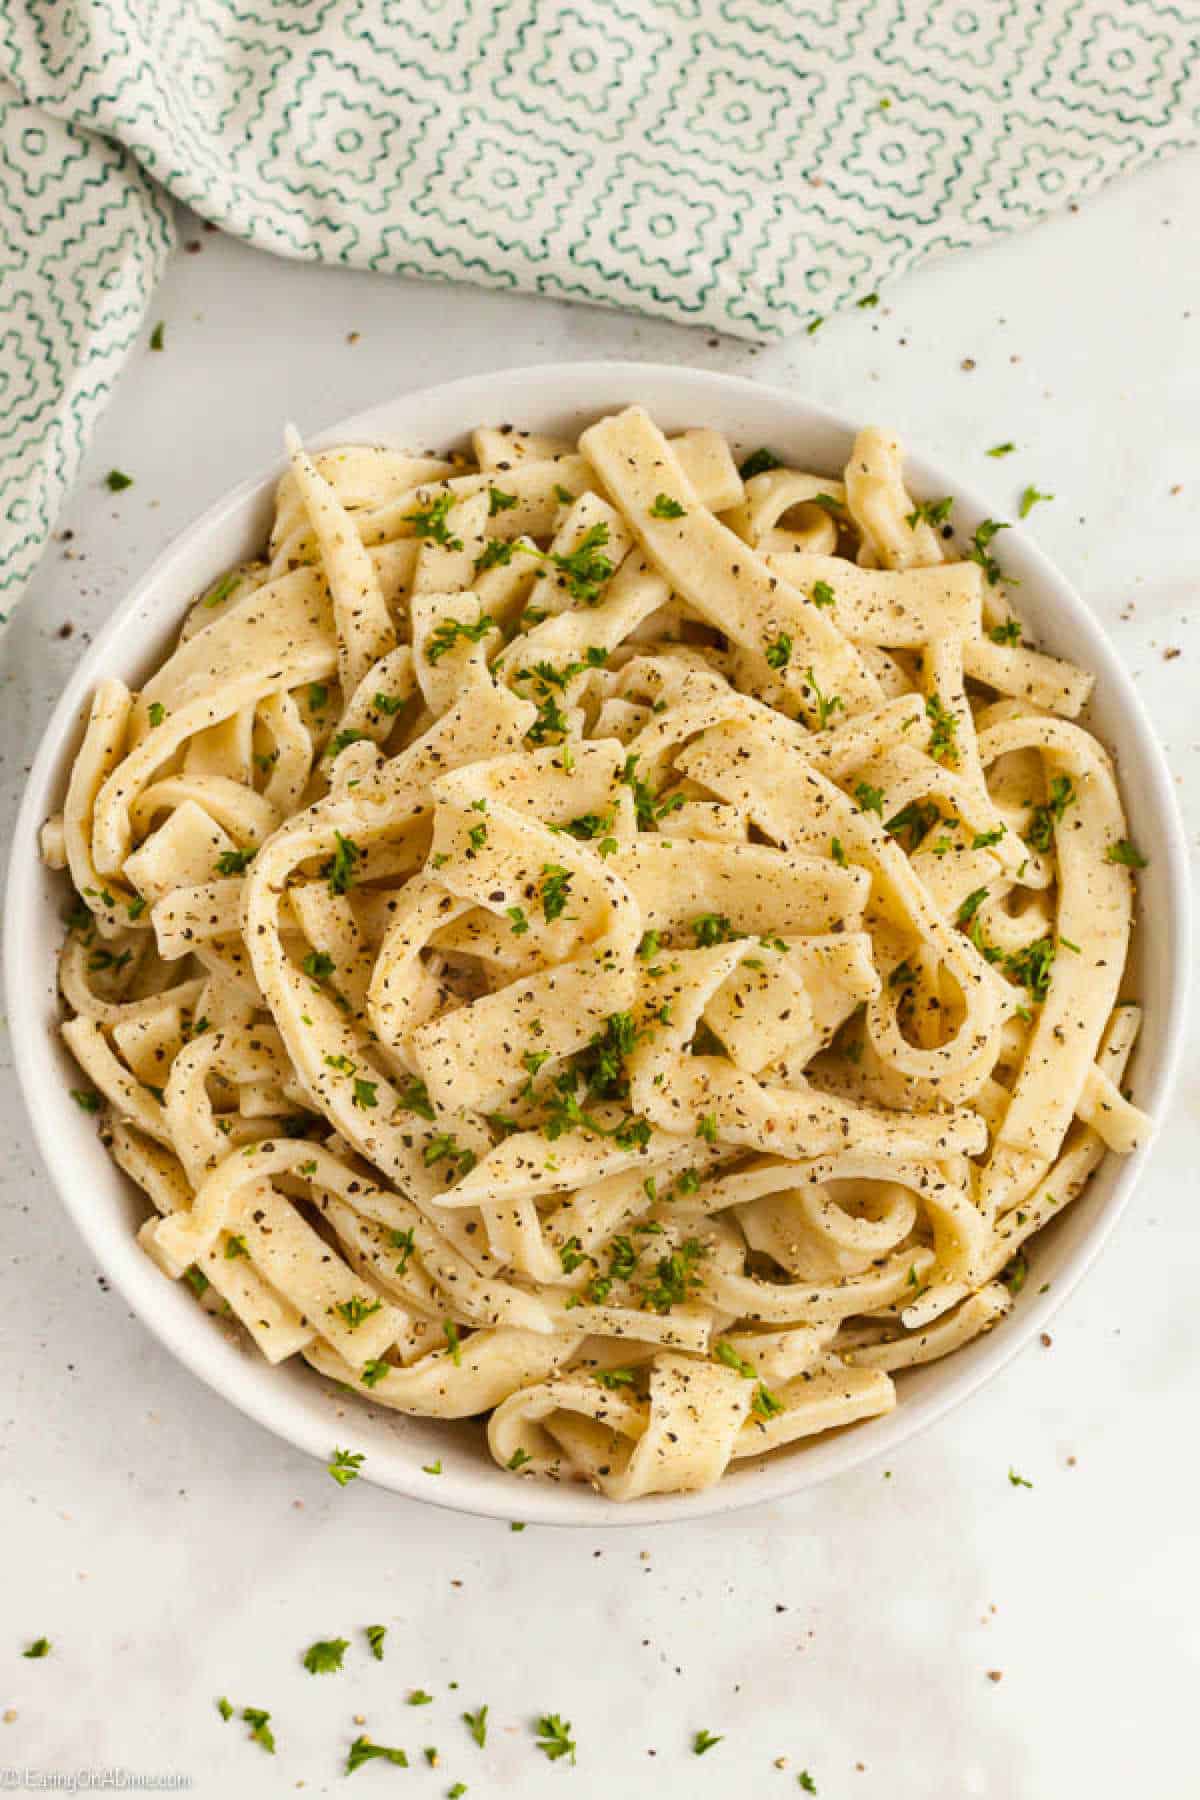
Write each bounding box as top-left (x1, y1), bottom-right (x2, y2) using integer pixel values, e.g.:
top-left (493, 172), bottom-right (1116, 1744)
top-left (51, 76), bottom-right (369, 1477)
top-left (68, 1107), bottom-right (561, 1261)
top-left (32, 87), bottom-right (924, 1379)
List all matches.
top-left (2, 0), bottom-right (1196, 616)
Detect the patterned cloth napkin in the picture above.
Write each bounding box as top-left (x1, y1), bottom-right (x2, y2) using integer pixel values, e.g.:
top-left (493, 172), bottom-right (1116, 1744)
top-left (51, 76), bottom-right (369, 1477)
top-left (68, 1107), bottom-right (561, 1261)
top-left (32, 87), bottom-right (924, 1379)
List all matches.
top-left (2, 1), bottom-right (1196, 619)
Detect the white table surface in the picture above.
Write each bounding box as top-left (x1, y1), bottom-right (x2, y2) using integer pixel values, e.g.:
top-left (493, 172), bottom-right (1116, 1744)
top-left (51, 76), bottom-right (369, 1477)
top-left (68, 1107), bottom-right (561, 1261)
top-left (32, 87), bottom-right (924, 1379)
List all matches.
top-left (2, 154), bottom-right (1198, 1800)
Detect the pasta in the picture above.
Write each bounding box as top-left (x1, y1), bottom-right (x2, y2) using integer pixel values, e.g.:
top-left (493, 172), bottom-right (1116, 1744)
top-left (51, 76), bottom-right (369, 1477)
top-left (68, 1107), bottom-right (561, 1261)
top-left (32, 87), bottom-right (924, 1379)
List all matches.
top-left (42, 407), bottom-right (1152, 1500)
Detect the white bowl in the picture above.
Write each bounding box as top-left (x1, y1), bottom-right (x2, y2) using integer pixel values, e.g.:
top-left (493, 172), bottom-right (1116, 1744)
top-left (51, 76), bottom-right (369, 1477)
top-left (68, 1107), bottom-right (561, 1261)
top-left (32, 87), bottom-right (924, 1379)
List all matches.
top-left (5, 363), bottom-right (1190, 1525)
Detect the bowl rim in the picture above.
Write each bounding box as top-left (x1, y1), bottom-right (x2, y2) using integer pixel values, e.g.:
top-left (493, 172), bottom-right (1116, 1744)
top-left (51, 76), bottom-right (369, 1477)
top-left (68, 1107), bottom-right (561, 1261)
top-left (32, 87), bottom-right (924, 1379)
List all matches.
top-left (4, 359), bottom-right (1191, 1526)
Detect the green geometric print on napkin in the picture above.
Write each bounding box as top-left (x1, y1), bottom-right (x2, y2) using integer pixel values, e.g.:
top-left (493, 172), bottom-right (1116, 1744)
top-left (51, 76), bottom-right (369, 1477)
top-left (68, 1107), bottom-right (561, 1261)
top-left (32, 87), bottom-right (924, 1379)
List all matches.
top-left (1, 0), bottom-right (1196, 615)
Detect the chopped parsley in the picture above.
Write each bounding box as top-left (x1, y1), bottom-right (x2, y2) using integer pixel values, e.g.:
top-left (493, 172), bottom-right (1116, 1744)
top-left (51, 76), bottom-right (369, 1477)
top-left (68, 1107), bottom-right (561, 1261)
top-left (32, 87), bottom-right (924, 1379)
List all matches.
top-left (692, 912), bottom-right (736, 947)
top-left (739, 448), bottom-right (781, 480)
top-left (106, 469), bottom-right (133, 492)
top-left (475, 538), bottom-right (515, 573)
top-left (507, 904), bottom-right (530, 934)
top-left (327, 728), bottom-right (369, 759)
top-left (399, 1079), bottom-right (436, 1121)
top-left (302, 1637), bottom-right (349, 1675)
top-left (216, 1696), bottom-right (233, 1721)
top-left (830, 836), bottom-right (848, 867)
top-left (642, 1238), bottom-right (706, 1313)
top-left (408, 1689), bottom-right (434, 1706)
top-left (214, 846), bottom-right (256, 876)
top-left (150, 322), bottom-right (165, 351)
top-left (147, 701), bottom-right (165, 728)
top-left (1105, 838), bottom-right (1147, 868)
top-left (404, 490), bottom-right (463, 550)
top-left (322, 830), bottom-right (361, 895)
top-left (884, 799), bottom-right (939, 850)
top-left (925, 693), bottom-right (959, 765)
top-left (988, 618), bottom-right (1022, 646)
top-left (443, 1321), bottom-right (463, 1366)
top-left (804, 665), bottom-right (843, 730)
top-left (346, 1736), bottom-right (408, 1774)
top-left (488, 484), bottom-right (518, 515)
top-left (224, 1234), bottom-right (248, 1260)
top-left (23, 1638), bottom-right (50, 1659)
top-left (392, 1224), bottom-right (420, 1281)
top-left (1026, 774), bottom-right (1075, 852)
top-left (810, 579), bottom-right (835, 609)
top-left (1008, 1468), bottom-right (1033, 1489)
top-left (507, 1448), bottom-right (533, 1471)
top-left (693, 1729), bottom-right (723, 1755)
top-left (987, 443), bottom-right (1016, 458)
top-left (1019, 484), bottom-right (1054, 518)
top-left (336, 1295), bottom-right (383, 1330)
top-left (243, 1707), bottom-right (276, 1754)
top-left (302, 949), bottom-right (335, 981)
top-left (856, 292), bottom-right (879, 308)
top-left (361, 1359), bottom-right (391, 1388)
top-left (352, 1078), bottom-right (378, 1110)
top-left (423, 1133), bottom-right (476, 1176)
top-left (70, 1089), bottom-right (102, 1113)
top-left (1005, 935), bottom-right (1056, 1003)
top-left (426, 613), bottom-right (495, 663)
top-left (203, 571), bottom-right (242, 608)
top-left (854, 780), bottom-right (885, 816)
top-left (649, 493), bottom-right (686, 519)
top-left (328, 1447), bottom-right (365, 1487)
top-left (462, 1705), bottom-right (489, 1748)
top-left (535, 1714), bottom-right (577, 1763)
top-left (764, 631), bottom-right (792, 670)
top-left (966, 518), bottom-right (1013, 586)
top-left (373, 690), bottom-right (407, 715)
top-left (620, 752), bottom-right (684, 828)
top-left (540, 864), bottom-right (573, 922)
top-left (905, 496), bottom-right (954, 530)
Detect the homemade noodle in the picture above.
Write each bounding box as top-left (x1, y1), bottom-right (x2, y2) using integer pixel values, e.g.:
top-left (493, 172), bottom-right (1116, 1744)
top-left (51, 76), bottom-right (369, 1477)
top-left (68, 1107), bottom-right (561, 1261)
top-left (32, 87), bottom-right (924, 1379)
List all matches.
top-left (43, 408), bottom-right (1151, 1499)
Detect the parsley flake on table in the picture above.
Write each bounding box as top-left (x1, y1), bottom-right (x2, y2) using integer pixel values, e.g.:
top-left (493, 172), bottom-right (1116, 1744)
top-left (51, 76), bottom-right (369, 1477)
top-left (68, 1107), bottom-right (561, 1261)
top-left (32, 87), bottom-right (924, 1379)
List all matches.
top-left (106, 468), bottom-right (133, 491)
top-left (347, 1735), bottom-right (408, 1774)
top-left (693, 1728), bottom-right (723, 1755)
top-left (535, 1713), bottom-right (577, 1763)
top-left (1019, 484), bottom-right (1054, 517)
top-left (462, 1705), bottom-right (489, 1748)
top-left (798, 1772), bottom-right (818, 1793)
top-left (216, 1696), bottom-right (233, 1721)
top-left (150, 322), bottom-right (165, 351)
top-left (23, 1637), bottom-right (50, 1659)
top-left (243, 1707), bottom-right (275, 1754)
top-left (1008, 1467), bottom-right (1033, 1488)
top-left (302, 1636), bottom-right (349, 1674)
top-left (366, 1624), bottom-right (387, 1661)
top-left (409, 1689), bottom-right (434, 1706)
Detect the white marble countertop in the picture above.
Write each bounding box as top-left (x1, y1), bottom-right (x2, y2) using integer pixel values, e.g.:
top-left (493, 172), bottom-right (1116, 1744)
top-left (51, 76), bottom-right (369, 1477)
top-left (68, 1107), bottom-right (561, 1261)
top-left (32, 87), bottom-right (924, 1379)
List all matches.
top-left (2, 154), bottom-right (1198, 1799)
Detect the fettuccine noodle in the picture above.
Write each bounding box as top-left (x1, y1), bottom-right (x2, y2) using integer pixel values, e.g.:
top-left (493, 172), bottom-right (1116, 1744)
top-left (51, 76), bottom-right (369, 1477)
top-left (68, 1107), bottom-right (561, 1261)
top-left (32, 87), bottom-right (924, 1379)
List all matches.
top-left (42, 409), bottom-right (1151, 1500)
